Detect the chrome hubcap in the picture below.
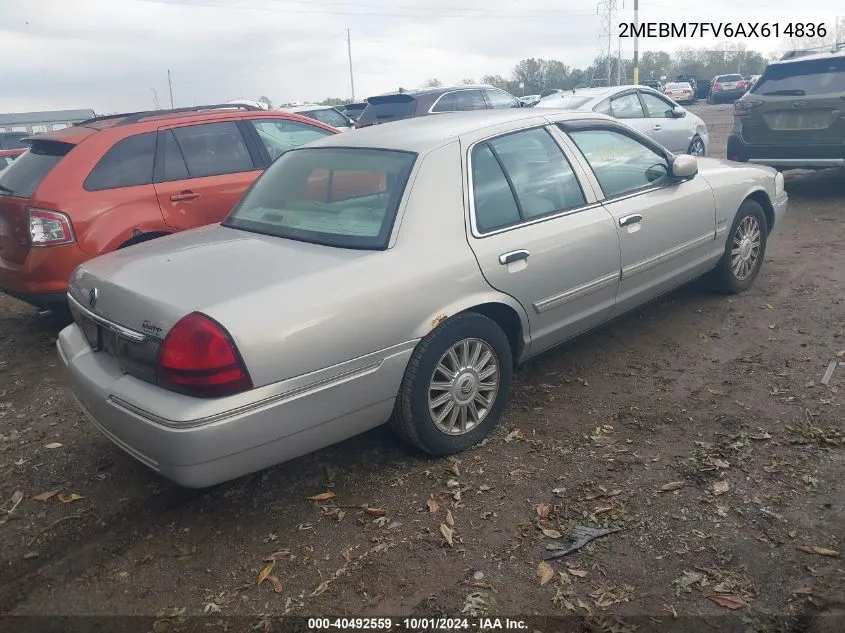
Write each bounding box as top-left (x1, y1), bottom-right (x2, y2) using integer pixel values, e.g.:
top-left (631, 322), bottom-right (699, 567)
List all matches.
top-left (690, 139), bottom-right (705, 156)
top-left (731, 215), bottom-right (761, 280)
top-left (429, 338), bottom-right (499, 435)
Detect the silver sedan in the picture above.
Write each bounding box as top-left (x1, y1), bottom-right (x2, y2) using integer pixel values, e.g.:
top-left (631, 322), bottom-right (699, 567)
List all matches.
top-left (58, 109), bottom-right (787, 487)
top-left (535, 85), bottom-right (710, 156)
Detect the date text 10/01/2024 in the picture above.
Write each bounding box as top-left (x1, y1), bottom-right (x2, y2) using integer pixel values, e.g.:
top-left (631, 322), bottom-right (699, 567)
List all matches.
top-left (619, 22), bottom-right (828, 38)
top-left (307, 618), bottom-right (529, 630)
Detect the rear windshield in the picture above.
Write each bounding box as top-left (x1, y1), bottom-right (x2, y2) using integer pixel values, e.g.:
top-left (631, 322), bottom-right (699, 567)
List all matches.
top-left (223, 147), bottom-right (417, 249)
top-left (718, 75), bottom-right (744, 82)
top-left (0, 140), bottom-right (73, 198)
top-left (302, 108), bottom-right (349, 128)
top-left (357, 95), bottom-right (417, 126)
top-left (752, 56), bottom-right (845, 96)
top-left (536, 94), bottom-right (593, 109)
top-left (665, 83), bottom-right (690, 90)
top-left (1, 134), bottom-right (28, 150)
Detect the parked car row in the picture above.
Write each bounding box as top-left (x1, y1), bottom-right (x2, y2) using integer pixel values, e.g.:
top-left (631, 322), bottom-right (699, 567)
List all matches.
top-left (0, 148), bottom-right (25, 170)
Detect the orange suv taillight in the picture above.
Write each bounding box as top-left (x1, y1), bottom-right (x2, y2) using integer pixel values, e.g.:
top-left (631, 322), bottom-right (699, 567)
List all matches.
top-left (28, 208), bottom-right (75, 247)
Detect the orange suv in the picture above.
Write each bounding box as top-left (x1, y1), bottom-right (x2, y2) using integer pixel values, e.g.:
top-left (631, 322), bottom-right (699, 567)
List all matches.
top-left (0, 103), bottom-right (337, 312)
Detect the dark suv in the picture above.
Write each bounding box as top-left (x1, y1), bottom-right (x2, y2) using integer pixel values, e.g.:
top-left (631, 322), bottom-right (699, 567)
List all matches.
top-left (356, 84), bottom-right (522, 127)
top-left (0, 132), bottom-right (29, 150)
top-left (728, 50), bottom-right (845, 170)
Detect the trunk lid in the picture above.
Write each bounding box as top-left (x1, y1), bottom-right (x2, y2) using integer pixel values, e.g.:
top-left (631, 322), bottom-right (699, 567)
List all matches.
top-left (0, 138), bottom-right (78, 263)
top-left (743, 55), bottom-right (845, 145)
top-left (68, 224), bottom-right (373, 336)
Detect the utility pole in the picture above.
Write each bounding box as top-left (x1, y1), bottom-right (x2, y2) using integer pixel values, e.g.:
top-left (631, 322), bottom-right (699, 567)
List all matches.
top-left (167, 70), bottom-right (174, 109)
top-left (598, 0), bottom-right (618, 86)
top-left (632, 0), bottom-right (639, 85)
top-left (617, 35), bottom-right (622, 85)
top-left (346, 29), bottom-right (356, 101)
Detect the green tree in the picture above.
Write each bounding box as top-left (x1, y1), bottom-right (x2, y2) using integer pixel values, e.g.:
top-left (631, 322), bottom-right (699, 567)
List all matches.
top-left (422, 78), bottom-right (442, 88)
top-left (258, 95), bottom-right (273, 109)
top-left (318, 97), bottom-right (348, 106)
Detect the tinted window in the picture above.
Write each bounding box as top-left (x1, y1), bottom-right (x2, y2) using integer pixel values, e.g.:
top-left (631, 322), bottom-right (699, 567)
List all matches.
top-left (173, 122), bottom-right (254, 178)
top-left (488, 128), bottom-right (585, 219)
top-left (0, 140), bottom-right (73, 198)
top-left (431, 90), bottom-right (487, 112)
top-left (84, 132), bottom-right (156, 191)
top-left (472, 144), bottom-right (521, 232)
top-left (567, 128), bottom-right (670, 198)
top-left (593, 99), bottom-right (612, 115)
top-left (610, 93), bottom-right (645, 119)
top-left (302, 108), bottom-right (349, 128)
top-left (1, 134), bottom-right (28, 150)
top-left (250, 119), bottom-right (334, 162)
top-left (752, 57), bottom-right (845, 96)
top-left (357, 95), bottom-right (417, 126)
top-left (719, 74), bottom-right (744, 82)
top-left (484, 89), bottom-right (520, 109)
top-left (159, 130), bottom-right (189, 182)
top-left (0, 157), bottom-right (14, 169)
top-left (223, 148), bottom-right (416, 249)
top-left (640, 93), bottom-right (674, 118)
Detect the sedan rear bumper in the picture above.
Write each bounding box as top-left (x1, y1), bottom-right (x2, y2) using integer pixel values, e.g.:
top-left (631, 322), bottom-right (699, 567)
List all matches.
top-left (58, 324), bottom-right (413, 488)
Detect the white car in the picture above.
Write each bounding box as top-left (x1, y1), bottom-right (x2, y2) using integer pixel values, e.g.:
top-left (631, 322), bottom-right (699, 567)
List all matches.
top-left (662, 82), bottom-right (696, 105)
top-left (279, 105), bottom-right (355, 132)
top-left (535, 85), bottom-right (709, 156)
top-left (519, 94), bottom-right (541, 106)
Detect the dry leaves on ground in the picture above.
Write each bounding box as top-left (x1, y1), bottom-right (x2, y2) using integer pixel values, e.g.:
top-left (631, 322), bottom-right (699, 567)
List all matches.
top-left (57, 493), bottom-right (84, 503)
top-left (541, 528), bottom-right (563, 539)
top-left (538, 562), bottom-right (554, 586)
top-left (708, 594), bottom-right (748, 610)
top-left (797, 546), bottom-right (840, 557)
top-left (440, 523), bottom-right (454, 547)
top-left (537, 503), bottom-right (550, 519)
top-left (44, 443), bottom-right (63, 449)
top-left (363, 506), bottom-right (388, 517)
top-left (268, 575), bottom-right (283, 593)
top-left (426, 498), bottom-right (439, 514)
top-left (712, 480), bottom-right (730, 496)
top-left (445, 509), bottom-right (455, 527)
top-left (264, 550), bottom-right (290, 562)
top-left (659, 481), bottom-right (686, 492)
top-left (307, 492), bottom-right (336, 502)
top-left (257, 561), bottom-right (275, 585)
top-left (34, 490), bottom-right (59, 502)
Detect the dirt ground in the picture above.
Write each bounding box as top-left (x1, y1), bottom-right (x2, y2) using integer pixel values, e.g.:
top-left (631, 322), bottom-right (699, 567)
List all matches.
top-left (1, 104), bottom-right (843, 631)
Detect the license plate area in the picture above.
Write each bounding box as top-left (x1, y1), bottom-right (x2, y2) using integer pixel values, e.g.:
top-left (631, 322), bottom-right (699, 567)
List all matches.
top-left (78, 314), bottom-right (102, 351)
top-left (764, 109), bottom-right (834, 131)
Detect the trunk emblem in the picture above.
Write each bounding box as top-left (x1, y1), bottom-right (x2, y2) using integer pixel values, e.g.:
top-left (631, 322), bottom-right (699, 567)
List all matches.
top-left (88, 287), bottom-right (99, 310)
top-left (792, 101), bottom-right (807, 108)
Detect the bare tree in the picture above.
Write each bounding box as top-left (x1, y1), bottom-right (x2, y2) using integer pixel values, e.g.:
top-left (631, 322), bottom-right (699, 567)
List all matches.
top-left (258, 95), bottom-right (273, 109)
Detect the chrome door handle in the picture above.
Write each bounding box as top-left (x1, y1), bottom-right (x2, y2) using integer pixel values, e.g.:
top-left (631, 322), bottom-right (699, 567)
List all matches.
top-left (653, 125), bottom-right (662, 131)
top-left (499, 250), bottom-right (530, 265)
top-left (619, 214), bottom-right (643, 227)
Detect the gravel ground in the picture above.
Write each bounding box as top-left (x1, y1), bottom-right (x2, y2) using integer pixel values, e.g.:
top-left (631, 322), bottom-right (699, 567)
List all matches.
top-left (1, 103), bottom-right (843, 631)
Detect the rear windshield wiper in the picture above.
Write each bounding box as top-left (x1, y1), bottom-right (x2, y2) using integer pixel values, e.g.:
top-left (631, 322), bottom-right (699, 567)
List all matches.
top-left (761, 89), bottom-right (806, 96)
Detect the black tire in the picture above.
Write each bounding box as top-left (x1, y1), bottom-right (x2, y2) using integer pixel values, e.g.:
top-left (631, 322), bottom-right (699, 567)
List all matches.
top-left (687, 135), bottom-right (706, 156)
top-left (390, 311), bottom-right (513, 455)
top-left (710, 199), bottom-right (768, 294)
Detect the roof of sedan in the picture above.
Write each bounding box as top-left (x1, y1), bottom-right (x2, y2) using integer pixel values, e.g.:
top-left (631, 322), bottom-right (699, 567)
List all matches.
top-left (303, 109), bottom-right (608, 153)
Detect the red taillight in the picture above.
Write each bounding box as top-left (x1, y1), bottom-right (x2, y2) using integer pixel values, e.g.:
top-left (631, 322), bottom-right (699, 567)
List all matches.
top-left (714, 82), bottom-right (722, 90)
top-left (157, 312), bottom-right (252, 398)
top-left (683, 89), bottom-right (690, 93)
top-left (29, 208), bottom-right (75, 247)
top-left (664, 91), bottom-right (671, 95)
top-left (733, 98), bottom-right (763, 117)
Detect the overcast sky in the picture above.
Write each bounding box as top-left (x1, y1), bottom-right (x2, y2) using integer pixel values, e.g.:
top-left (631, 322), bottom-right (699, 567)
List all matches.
top-left (0, 0), bottom-right (841, 113)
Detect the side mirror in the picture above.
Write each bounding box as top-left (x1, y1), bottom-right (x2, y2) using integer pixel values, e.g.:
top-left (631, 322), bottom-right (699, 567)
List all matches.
top-left (671, 154), bottom-right (698, 178)
top-left (671, 106), bottom-right (686, 118)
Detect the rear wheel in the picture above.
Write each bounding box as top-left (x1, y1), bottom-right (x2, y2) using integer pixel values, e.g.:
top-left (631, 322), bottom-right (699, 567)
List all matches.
top-left (390, 312), bottom-right (513, 455)
top-left (710, 200), bottom-right (768, 294)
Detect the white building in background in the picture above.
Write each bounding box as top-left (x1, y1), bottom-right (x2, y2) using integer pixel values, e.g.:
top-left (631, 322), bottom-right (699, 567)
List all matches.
top-left (0, 109), bottom-right (96, 134)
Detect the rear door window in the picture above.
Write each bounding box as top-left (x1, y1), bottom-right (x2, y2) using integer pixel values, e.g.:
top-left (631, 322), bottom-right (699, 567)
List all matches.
top-left (301, 108), bottom-right (349, 128)
top-left (172, 121), bottom-right (255, 178)
top-left (610, 93), bottom-right (645, 119)
top-left (83, 132), bottom-right (156, 191)
top-left (640, 92), bottom-right (675, 118)
top-left (484, 88), bottom-right (521, 109)
top-left (158, 129), bottom-right (190, 182)
top-left (432, 90), bottom-right (487, 112)
top-left (0, 139), bottom-right (74, 198)
top-left (249, 119), bottom-right (334, 162)
top-left (752, 56), bottom-right (845, 96)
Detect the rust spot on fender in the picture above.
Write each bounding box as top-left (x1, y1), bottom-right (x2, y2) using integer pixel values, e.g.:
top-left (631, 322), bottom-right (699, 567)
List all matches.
top-left (431, 314), bottom-right (448, 329)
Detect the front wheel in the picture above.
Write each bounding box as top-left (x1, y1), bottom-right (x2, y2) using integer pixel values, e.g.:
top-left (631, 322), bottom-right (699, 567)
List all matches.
top-left (687, 135), bottom-right (706, 156)
top-left (390, 312), bottom-right (513, 455)
top-left (710, 200), bottom-right (768, 294)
